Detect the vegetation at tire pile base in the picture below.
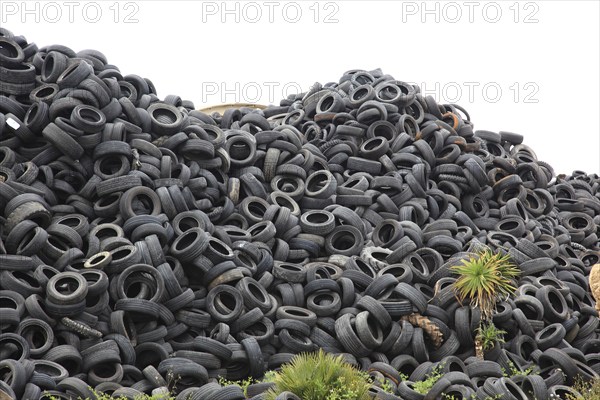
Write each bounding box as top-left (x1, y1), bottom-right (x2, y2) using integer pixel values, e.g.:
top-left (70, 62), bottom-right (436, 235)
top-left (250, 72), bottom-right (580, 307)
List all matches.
top-left (264, 349), bottom-right (371, 400)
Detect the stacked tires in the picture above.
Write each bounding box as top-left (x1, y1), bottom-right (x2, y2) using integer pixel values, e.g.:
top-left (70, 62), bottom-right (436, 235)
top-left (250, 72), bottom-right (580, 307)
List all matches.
top-left (0, 28), bottom-right (599, 399)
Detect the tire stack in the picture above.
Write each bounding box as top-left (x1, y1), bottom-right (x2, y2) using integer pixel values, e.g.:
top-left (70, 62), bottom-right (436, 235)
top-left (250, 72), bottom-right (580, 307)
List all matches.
top-left (0, 28), bottom-right (599, 400)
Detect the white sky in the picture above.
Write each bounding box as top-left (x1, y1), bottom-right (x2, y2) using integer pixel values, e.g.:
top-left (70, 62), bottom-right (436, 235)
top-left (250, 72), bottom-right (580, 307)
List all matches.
top-left (6, 0), bottom-right (599, 175)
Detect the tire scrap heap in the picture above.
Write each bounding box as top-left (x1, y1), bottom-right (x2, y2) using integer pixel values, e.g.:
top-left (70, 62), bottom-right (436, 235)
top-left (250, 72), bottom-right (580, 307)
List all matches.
top-left (1, 29), bottom-right (600, 400)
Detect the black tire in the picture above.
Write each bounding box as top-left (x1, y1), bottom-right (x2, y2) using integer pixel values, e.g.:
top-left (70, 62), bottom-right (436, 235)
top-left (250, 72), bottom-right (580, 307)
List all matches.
top-left (538, 348), bottom-right (579, 385)
top-left (46, 271), bottom-right (88, 305)
top-left (535, 286), bottom-right (568, 323)
top-left (335, 313), bottom-right (371, 357)
top-left (16, 318), bottom-right (54, 357)
top-left (535, 323), bottom-right (566, 351)
top-left (0, 359), bottom-right (27, 399)
top-left (119, 186), bottom-right (162, 220)
top-left (465, 360), bottom-right (504, 378)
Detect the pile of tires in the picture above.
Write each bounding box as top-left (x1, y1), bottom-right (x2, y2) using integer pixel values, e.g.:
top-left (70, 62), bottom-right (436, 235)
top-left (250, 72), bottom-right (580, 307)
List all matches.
top-left (0, 28), bottom-right (599, 400)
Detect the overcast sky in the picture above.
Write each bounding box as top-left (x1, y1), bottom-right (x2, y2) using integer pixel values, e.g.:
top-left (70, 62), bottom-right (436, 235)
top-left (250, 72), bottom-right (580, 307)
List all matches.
top-left (7, 0), bottom-right (599, 175)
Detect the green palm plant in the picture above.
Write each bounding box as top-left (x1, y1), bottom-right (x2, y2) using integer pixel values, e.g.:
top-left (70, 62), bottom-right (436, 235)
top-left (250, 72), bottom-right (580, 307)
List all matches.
top-left (265, 350), bottom-right (371, 400)
top-left (450, 249), bottom-right (519, 359)
top-left (450, 250), bottom-right (520, 319)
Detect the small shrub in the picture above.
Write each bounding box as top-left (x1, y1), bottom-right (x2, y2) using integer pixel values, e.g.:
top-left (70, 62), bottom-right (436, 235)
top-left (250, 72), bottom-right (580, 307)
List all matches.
top-left (44, 388), bottom-right (176, 400)
top-left (476, 321), bottom-right (506, 351)
top-left (501, 360), bottom-right (537, 378)
top-left (444, 395), bottom-right (501, 400)
top-left (566, 376), bottom-right (600, 399)
top-left (369, 375), bottom-right (394, 394)
top-left (265, 349), bottom-right (371, 400)
top-left (412, 363), bottom-right (444, 395)
top-left (218, 376), bottom-right (256, 397)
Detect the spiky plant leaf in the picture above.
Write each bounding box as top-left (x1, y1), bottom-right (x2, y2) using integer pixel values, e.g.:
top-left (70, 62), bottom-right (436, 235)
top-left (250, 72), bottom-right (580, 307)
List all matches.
top-left (450, 250), bottom-right (519, 319)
